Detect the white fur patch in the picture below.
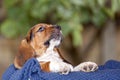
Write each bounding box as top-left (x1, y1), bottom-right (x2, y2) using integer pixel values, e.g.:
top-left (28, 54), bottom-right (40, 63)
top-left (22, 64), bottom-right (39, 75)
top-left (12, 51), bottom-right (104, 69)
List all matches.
top-left (47, 39), bottom-right (61, 51)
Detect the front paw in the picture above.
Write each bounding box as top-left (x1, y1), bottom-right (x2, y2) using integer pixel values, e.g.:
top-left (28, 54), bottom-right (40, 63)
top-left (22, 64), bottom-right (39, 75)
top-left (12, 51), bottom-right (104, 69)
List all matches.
top-left (50, 62), bottom-right (73, 74)
top-left (73, 62), bottom-right (98, 72)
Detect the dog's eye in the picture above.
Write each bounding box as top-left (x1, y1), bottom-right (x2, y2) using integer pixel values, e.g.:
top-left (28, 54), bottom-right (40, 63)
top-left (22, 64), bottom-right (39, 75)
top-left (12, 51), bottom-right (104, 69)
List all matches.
top-left (38, 27), bottom-right (45, 32)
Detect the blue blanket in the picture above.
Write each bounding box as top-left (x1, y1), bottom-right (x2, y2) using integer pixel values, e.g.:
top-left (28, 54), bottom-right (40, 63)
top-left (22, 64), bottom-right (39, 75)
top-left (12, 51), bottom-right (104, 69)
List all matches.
top-left (2, 58), bottom-right (120, 80)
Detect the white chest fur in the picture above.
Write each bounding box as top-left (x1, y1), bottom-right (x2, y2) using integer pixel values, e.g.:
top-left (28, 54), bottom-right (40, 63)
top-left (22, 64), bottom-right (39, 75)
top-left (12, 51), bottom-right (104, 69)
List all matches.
top-left (36, 39), bottom-right (73, 74)
top-left (36, 49), bottom-right (63, 62)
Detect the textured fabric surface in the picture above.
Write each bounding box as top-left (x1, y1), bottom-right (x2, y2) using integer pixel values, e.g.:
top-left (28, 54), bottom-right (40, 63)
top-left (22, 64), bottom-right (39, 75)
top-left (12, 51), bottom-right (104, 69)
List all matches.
top-left (2, 58), bottom-right (120, 80)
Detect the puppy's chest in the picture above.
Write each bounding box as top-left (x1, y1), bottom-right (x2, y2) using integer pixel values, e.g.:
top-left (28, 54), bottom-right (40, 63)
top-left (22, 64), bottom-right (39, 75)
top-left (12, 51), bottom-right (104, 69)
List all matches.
top-left (36, 49), bottom-right (63, 62)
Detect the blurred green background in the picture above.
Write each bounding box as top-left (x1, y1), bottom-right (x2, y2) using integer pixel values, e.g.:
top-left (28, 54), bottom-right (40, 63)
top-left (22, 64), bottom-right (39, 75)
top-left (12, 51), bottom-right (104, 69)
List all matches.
top-left (1, 0), bottom-right (120, 78)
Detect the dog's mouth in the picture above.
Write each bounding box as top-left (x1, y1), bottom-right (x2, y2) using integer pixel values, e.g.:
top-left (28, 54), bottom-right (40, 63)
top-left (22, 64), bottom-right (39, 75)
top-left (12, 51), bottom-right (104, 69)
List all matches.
top-left (44, 30), bottom-right (63, 48)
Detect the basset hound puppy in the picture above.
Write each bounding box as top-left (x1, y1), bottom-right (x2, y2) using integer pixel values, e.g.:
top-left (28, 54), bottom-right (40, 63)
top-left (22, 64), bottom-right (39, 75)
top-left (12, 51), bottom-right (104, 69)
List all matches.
top-left (14, 23), bottom-right (98, 74)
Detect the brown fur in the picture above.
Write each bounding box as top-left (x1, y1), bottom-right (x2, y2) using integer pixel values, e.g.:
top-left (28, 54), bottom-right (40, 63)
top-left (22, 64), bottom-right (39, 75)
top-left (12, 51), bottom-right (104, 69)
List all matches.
top-left (40, 62), bottom-right (50, 72)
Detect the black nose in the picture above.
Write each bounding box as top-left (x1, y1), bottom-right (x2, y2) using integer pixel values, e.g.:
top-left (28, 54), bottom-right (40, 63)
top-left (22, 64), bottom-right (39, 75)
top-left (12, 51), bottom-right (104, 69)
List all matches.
top-left (54, 25), bottom-right (61, 30)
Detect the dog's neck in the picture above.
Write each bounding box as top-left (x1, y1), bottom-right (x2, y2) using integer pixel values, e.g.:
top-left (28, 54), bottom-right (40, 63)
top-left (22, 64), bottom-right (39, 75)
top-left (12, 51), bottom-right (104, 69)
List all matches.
top-left (46, 39), bottom-right (60, 51)
top-left (36, 39), bottom-right (62, 62)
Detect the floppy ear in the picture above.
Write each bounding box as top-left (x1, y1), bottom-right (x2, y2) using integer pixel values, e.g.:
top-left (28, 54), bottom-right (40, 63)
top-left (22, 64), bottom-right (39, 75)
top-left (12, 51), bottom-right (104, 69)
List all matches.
top-left (26, 28), bottom-right (34, 42)
top-left (14, 39), bottom-right (35, 69)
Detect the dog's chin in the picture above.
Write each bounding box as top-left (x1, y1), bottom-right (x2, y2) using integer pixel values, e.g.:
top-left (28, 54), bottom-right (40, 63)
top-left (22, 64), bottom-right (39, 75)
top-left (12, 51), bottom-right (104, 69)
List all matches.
top-left (44, 31), bottom-right (63, 48)
top-left (44, 37), bottom-right (62, 48)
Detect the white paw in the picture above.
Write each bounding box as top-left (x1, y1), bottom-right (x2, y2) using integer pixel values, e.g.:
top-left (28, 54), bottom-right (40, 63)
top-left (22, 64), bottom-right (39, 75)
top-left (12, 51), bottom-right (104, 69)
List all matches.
top-left (73, 62), bottom-right (98, 72)
top-left (50, 61), bottom-right (73, 74)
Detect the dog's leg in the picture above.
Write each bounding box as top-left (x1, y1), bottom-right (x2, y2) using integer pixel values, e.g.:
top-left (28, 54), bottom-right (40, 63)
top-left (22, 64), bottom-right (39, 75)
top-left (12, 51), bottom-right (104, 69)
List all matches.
top-left (49, 61), bottom-right (73, 74)
top-left (73, 62), bottom-right (98, 72)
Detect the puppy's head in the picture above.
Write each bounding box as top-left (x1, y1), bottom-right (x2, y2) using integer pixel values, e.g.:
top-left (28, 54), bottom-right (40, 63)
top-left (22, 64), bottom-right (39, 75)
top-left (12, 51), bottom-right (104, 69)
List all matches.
top-left (27, 23), bottom-right (62, 47)
top-left (14, 23), bottom-right (63, 69)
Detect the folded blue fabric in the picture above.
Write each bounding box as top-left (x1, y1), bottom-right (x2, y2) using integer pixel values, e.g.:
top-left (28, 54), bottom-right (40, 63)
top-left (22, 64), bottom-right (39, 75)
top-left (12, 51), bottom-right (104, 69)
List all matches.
top-left (2, 58), bottom-right (120, 80)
